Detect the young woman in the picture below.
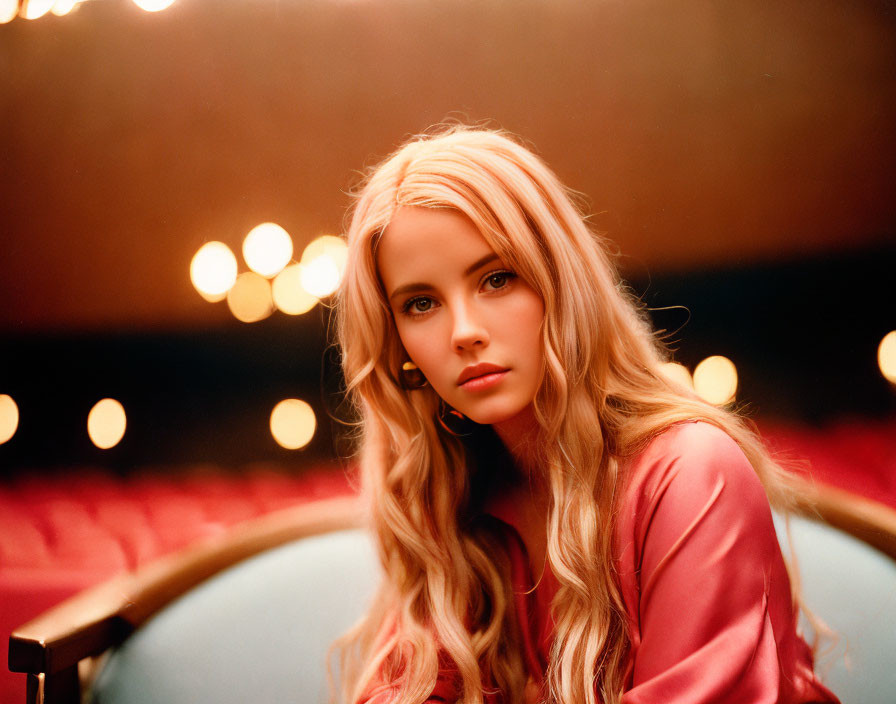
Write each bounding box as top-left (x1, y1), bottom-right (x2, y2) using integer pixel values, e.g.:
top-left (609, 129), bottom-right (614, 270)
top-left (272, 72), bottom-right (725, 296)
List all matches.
top-left (334, 126), bottom-right (839, 704)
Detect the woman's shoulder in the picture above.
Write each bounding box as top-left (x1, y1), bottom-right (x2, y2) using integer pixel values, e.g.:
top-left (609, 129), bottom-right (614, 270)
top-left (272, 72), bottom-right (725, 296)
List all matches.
top-left (619, 420), bottom-right (770, 529)
top-left (639, 417), bottom-right (740, 454)
top-left (615, 420), bottom-right (779, 586)
top-left (627, 420), bottom-right (756, 489)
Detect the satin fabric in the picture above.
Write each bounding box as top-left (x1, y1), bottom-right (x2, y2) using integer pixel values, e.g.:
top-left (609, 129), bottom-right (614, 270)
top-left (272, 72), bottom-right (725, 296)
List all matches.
top-left (359, 421), bottom-right (841, 703)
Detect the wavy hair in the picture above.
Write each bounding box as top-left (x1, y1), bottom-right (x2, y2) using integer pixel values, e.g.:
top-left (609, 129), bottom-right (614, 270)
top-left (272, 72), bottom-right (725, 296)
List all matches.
top-left (334, 125), bottom-right (799, 704)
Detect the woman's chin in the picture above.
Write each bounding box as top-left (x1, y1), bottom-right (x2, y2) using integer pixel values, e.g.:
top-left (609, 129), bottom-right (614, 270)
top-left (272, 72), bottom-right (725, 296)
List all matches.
top-left (466, 404), bottom-right (534, 429)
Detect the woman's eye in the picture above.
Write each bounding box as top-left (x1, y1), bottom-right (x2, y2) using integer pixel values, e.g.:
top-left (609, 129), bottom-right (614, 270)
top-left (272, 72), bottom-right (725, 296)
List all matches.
top-left (403, 297), bottom-right (434, 315)
top-left (483, 271), bottom-right (515, 291)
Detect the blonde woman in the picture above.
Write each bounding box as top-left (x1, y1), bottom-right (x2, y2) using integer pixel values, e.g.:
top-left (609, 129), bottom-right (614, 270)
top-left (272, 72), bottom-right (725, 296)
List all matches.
top-left (335, 126), bottom-right (839, 704)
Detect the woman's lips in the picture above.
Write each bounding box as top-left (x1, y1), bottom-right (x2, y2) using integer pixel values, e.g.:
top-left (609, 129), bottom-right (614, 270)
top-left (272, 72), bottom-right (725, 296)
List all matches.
top-left (459, 370), bottom-right (509, 391)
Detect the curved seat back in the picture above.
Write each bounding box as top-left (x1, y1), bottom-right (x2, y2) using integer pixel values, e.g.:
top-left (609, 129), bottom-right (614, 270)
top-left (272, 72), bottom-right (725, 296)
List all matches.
top-left (88, 529), bottom-right (380, 704)
top-left (774, 512), bottom-right (896, 703)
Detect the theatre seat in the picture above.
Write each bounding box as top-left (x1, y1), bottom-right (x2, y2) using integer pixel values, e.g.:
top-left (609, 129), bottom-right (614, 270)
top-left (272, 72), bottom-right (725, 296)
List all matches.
top-left (0, 464), bottom-right (355, 702)
top-left (9, 479), bottom-right (896, 704)
top-left (8, 497), bottom-right (370, 704)
top-left (90, 525), bottom-right (379, 704)
top-left (773, 511), bottom-right (896, 702)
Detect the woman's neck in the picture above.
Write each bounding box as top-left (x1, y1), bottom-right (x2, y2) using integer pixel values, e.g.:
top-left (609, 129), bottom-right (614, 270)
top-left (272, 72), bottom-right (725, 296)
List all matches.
top-left (492, 405), bottom-right (543, 479)
top-left (489, 406), bottom-right (551, 579)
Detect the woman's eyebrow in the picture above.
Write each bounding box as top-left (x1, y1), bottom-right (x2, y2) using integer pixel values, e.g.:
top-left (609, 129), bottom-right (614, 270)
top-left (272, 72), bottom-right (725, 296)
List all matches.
top-left (463, 252), bottom-right (500, 276)
top-left (388, 253), bottom-right (502, 302)
top-left (389, 282), bottom-right (431, 301)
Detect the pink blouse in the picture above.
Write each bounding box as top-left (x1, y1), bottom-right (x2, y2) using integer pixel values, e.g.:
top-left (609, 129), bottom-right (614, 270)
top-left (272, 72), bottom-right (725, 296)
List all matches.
top-left (360, 421), bottom-right (841, 703)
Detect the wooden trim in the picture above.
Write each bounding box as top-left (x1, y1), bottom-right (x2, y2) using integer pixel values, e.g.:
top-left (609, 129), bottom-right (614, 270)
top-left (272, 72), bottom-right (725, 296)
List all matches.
top-left (8, 496), bottom-right (364, 681)
top-left (43, 665), bottom-right (77, 704)
top-left (789, 474), bottom-right (896, 561)
top-left (25, 673), bottom-right (40, 704)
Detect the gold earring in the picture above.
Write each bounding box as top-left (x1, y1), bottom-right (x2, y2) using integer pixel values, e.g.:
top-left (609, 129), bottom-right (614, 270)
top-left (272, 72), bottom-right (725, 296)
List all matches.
top-left (399, 360), bottom-right (428, 389)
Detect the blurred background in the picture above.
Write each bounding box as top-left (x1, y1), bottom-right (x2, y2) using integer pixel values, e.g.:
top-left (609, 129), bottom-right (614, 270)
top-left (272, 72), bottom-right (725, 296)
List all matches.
top-left (1, 0), bottom-right (894, 699)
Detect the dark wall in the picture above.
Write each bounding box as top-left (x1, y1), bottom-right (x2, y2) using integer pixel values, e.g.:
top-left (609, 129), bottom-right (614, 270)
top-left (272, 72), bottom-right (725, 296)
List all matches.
top-left (3, 243), bottom-right (893, 475)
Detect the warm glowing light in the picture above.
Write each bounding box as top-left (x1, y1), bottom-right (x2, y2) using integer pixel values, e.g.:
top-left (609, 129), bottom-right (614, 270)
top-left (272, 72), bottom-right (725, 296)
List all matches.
top-left (1, 0), bottom-right (19, 23)
top-left (190, 242), bottom-right (238, 301)
top-left (132, 0), bottom-right (176, 11)
top-left (300, 255), bottom-right (341, 298)
top-left (51, 0), bottom-right (78, 16)
top-left (879, 330), bottom-right (896, 384)
top-left (299, 235), bottom-right (347, 296)
top-left (272, 263), bottom-right (318, 315)
top-left (87, 398), bottom-right (127, 450)
top-left (270, 399), bottom-right (316, 450)
top-left (22, 0), bottom-right (55, 19)
top-left (243, 223), bottom-right (293, 278)
top-left (301, 235), bottom-right (348, 273)
top-left (226, 271), bottom-right (273, 323)
top-left (0, 395), bottom-right (19, 445)
top-left (693, 355), bottom-right (738, 405)
top-left (660, 362), bottom-right (693, 389)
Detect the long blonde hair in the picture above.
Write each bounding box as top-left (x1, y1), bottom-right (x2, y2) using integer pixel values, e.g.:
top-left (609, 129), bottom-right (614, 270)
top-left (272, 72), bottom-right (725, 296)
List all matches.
top-left (334, 125), bottom-right (798, 704)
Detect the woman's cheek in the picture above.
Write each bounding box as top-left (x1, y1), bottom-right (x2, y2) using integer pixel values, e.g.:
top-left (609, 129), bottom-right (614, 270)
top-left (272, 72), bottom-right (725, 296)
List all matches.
top-left (398, 325), bottom-right (438, 376)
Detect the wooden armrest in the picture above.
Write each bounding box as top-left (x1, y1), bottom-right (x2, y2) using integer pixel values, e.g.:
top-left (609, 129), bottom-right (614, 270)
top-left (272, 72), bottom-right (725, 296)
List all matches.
top-left (8, 495), bottom-right (364, 702)
top-left (789, 474), bottom-right (896, 561)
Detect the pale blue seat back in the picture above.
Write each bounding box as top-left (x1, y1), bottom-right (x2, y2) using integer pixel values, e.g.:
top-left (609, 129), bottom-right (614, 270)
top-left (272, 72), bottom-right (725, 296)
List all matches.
top-left (773, 512), bottom-right (896, 703)
top-left (88, 529), bottom-right (380, 704)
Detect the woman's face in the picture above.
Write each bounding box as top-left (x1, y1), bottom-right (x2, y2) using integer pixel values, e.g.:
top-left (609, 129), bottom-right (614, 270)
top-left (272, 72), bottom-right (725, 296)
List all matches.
top-left (377, 206), bottom-right (545, 428)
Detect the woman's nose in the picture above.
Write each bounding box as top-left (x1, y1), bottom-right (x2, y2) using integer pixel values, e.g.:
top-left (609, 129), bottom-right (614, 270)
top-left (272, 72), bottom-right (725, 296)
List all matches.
top-left (450, 303), bottom-right (489, 351)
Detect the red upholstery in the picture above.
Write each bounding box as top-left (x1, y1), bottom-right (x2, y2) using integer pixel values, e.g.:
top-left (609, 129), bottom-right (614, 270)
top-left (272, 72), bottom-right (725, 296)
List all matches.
top-left (1, 464), bottom-right (354, 703)
top-left (759, 417), bottom-right (896, 508)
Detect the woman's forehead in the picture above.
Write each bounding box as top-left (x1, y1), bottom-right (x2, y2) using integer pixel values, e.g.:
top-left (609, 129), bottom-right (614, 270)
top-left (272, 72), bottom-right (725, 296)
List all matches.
top-left (376, 207), bottom-right (500, 292)
top-left (380, 206), bottom-right (494, 251)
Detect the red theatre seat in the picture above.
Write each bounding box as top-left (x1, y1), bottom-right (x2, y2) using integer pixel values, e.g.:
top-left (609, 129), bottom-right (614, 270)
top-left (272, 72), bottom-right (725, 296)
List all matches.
top-left (1, 464), bottom-right (354, 703)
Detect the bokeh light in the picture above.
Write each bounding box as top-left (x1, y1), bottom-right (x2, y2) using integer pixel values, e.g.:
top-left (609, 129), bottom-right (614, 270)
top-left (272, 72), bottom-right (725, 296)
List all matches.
top-left (272, 263), bottom-right (318, 315)
top-left (300, 255), bottom-right (341, 298)
top-left (22, 0), bottom-right (55, 19)
top-left (190, 242), bottom-right (238, 302)
top-left (693, 355), bottom-right (738, 405)
top-left (659, 361), bottom-right (693, 389)
top-left (0, 395), bottom-right (19, 445)
top-left (301, 235), bottom-right (348, 273)
top-left (270, 399), bottom-right (316, 450)
top-left (132, 0), bottom-right (176, 11)
top-left (51, 0), bottom-right (79, 16)
top-left (243, 222), bottom-right (293, 278)
top-left (87, 398), bottom-right (127, 450)
top-left (226, 271), bottom-right (273, 323)
top-left (1, 0), bottom-right (19, 23)
top-left (299, 235), bottom-right (347, 297)
top-left (879, 330), bottom-right (896, 384)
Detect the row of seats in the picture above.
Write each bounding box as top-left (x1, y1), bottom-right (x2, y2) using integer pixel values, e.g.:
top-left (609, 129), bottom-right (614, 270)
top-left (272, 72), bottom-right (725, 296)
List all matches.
top-left (3, 417), bottom-right (892, 582)
top-left (0, 463), bottom-right (355, 703)
top-left (0, 463), bottom-right (354, 574)
top-left (759, 416), bottom-right (896, 506)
